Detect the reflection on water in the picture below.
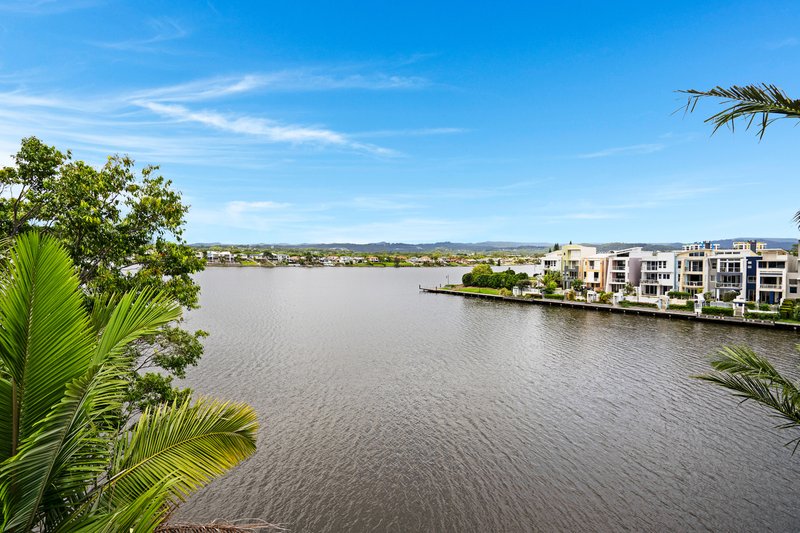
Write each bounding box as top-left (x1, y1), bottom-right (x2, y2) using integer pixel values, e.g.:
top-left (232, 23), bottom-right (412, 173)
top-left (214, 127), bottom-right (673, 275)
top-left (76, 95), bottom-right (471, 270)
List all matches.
top-left (176, 267), bottom-right (800, 532)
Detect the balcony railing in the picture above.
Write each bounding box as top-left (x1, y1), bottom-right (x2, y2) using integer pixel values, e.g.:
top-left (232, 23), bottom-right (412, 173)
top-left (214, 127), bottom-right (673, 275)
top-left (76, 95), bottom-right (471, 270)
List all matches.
top-left (685, 282), bottom-right (704, 288)
top-left (715, 282), bottom-right (741, 289)
top-left (760, 284), bottom-right (783, 289)
top-left (641, 279), bottom-right (660, 285)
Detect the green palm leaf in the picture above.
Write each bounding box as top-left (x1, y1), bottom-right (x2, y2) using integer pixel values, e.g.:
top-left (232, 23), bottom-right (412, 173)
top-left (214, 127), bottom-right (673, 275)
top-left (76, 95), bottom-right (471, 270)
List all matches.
top-left (695, 345), bottom-right (800, 451)
top-left (103, 398), bottom-right (258, 511)
top-left (0, 232), bottom-right (97, 530)
top-left (0, 233), bottom-right (214, 532)
top-left (680, 84), bottom-right (800, 139)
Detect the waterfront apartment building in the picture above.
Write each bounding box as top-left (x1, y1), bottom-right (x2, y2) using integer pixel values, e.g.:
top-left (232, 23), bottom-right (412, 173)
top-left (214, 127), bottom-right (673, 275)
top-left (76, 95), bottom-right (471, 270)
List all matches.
top-left (755, 250), bottom-right (800, 303)
top-left (604, 248), bottom-right (644, 294)
top-left (707, 248), bottom-right (757, 299)
top-left (546, 240), bottom-right (799, 304)
top-left (582, 253), bottom-right (609, 292)
top-left (676, 242), bottom-right (718, 295)
top-left (541, 245), bottom-right (597, 288)
top-left (639, 251), bottom-right (677, 296)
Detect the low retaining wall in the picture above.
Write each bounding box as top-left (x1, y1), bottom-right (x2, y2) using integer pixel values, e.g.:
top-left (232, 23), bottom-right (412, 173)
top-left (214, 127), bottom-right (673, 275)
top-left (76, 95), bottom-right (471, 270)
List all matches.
top-left (420, 288), bottom-right (800, 332)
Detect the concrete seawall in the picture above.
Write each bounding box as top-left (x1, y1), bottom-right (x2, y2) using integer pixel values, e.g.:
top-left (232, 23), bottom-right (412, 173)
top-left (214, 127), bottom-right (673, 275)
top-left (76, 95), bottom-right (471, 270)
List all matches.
top-left (420, 287), bottom-right (800, 332)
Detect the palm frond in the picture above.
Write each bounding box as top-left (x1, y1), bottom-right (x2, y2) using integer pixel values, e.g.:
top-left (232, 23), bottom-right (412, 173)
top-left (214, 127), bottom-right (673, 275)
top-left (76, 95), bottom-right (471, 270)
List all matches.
top-left (0, 378), bottom-right (11, 462)
top-left (57, 478), bottom-right (176, 533)
top-left (0, 233), bottom-right (188, 531)
top-left (679, 84), bottom-right (800, 139)
top-left (93, 288), bottom-right (181, 366)
top-left (0, 231), bottom-right (95, 441)
top-left (0, 232), bottom-right (98, 531)
top-left (102, 398), bottom-right (257, 510)
top-left (695, 345), bottom-right (800, 450)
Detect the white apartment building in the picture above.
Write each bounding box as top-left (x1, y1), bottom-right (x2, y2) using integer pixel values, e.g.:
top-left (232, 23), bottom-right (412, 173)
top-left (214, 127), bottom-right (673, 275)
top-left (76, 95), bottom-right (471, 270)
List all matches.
top-left (605, 248), bottom-right (644, 293)
top-left (639, 252), bottom-right (677, 296)
top-left (707, 248), bottom-right (756, 299)
top-left (755, 250), bottom-right (800, 304)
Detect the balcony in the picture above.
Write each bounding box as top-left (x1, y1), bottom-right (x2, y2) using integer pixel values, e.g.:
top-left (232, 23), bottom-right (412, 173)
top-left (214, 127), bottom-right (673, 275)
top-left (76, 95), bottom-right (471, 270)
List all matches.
top-left (715, 282), bottom-right (741, 289)
top-left (760, 284), bottom-right (783, 289)
top-left (641, 279), bottom-right (660, 285)
top-left (685, 282), bottom-right (704, 288)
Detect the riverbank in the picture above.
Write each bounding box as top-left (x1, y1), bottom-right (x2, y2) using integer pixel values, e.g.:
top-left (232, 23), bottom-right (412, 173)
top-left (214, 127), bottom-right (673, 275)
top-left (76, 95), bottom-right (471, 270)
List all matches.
top-left (205, 262), bottom-right (527, 268)
top-left (421, 287), bottom-right (800, 332)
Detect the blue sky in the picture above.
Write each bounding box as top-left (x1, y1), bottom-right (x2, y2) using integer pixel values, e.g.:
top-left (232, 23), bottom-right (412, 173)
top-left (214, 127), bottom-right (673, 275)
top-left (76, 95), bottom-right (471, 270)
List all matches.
top-left (0, 1), bottom-right (798, 244)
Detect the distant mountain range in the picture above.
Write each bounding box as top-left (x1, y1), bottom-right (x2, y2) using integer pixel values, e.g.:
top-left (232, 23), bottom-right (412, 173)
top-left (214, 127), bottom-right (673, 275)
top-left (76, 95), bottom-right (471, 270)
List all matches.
top-left (190, 237), bottom-right (798, 254)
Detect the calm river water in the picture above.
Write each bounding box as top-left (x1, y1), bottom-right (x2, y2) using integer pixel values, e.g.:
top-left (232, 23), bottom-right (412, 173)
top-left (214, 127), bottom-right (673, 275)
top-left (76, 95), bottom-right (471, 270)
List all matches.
top-left (176, 267), bottom-right (800, 532)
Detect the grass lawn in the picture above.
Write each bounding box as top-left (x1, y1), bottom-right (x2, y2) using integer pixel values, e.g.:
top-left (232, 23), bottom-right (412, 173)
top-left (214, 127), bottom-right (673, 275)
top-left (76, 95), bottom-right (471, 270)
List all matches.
top-left (455, 287), bottom-right (501, 295)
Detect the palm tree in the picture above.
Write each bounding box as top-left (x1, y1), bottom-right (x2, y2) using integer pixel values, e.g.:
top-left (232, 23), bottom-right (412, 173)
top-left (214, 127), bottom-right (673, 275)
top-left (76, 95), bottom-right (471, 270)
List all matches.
top-left (683, 83), bottom-right (800, 450)
top-left (0, 232), bottom-right (258, 531)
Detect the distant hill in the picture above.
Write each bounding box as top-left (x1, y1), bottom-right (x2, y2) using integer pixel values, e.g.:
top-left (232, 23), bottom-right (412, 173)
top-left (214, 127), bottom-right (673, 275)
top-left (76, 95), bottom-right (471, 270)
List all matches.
top-left (190, 237), bottom-right (797, 254)
top-left (190, 241), bottom-right (553, 253)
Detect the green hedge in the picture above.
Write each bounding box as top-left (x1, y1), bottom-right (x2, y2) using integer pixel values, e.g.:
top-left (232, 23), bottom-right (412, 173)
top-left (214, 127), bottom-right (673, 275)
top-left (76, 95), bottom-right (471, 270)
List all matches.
top-left (702, 306), bottom-right (733, 317)
top-left (542, 293), bottom-right (565, 300)
top-left (667, 291), bottom-right (692, 299)
top-left (744, 311), bottom-right (778, 320)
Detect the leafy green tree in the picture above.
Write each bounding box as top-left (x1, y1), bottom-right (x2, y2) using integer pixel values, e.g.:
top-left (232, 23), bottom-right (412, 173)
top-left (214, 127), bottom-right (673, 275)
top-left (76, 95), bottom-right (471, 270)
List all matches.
top-left (571, 279), bottom-right (585, 292)
top-left (471, 263), bottom-right (494, 277)
top-left (542, 269), bottom-right (562, 287)
top-left (0, 232), bottom-right (257, 531)
top-left (0, 137), bottom-right (205, 408)
top-left (683, 83), bottom-right (800, 449)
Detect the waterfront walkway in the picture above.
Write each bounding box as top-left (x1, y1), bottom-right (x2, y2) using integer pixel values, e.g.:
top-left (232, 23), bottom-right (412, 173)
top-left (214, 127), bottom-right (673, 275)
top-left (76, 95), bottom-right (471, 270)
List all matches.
top-left (420, 287), bottom-right (800, 332)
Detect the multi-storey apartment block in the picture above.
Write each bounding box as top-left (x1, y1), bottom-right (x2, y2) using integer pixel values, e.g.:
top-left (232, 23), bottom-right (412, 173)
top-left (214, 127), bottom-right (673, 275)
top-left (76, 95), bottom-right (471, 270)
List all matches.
top-left (639, 252), bottom-right (677, 296)
top-left (755, 250), bottom-right (800, 304)
top-left (677, 242), bottom-right (718, 295)
top-left (541, 245), bottom-right (597, 288)
top-left (541, 250), bottom-right (562, 274)
top-left (582, 253), bottom-right (609, 292)
top-left (605, 248), bottom-right (644, 294)
top-left (544, 240), bottom-right (799, 304)
top-left (707, 248), bottom-right (758, 299)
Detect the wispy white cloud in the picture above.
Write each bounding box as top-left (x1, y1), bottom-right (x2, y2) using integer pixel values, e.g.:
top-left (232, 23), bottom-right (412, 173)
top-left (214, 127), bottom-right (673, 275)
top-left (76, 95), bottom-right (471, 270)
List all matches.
top-left (93, 17), bottom-right (188, 51)
top-left (127, 70), bottom-right (428, 104)
top-left (577, 143), bottom-right (665, 159)
top-left (1, 63), bottom-right (432, 158)
top-left (765, 37), bottom-right (798, 50)
top-left (128, 75), bottom-right (268, 103)
top-left (137, 101), bottom-right (397, 155)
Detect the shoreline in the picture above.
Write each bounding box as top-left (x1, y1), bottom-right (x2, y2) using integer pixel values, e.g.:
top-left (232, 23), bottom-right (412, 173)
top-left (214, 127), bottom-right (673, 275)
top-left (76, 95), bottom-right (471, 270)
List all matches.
top-left (421, 287), bottom-right (800, 332)
top-left (204, 262), bottom-right (520, 268)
